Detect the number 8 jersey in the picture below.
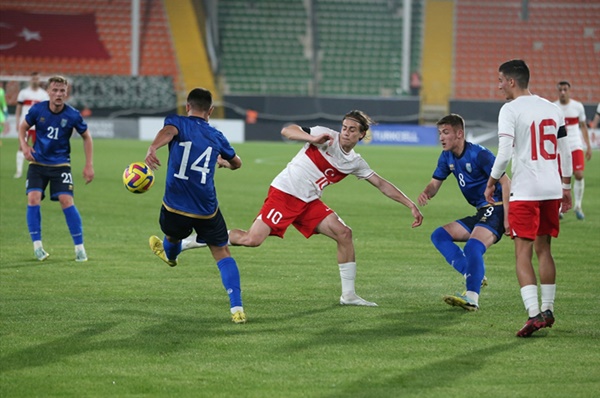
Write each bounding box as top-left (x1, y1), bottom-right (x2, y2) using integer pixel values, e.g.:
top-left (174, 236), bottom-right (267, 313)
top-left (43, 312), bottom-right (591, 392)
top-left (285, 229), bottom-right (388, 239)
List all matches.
top-left (494, 95), bottom-right (568, 201)
top-left (162, 115), bottom-right (237, 218)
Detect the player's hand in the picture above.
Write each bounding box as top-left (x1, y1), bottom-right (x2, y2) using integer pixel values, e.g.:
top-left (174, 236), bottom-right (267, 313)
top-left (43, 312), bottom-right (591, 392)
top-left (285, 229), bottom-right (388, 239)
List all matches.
top-left (561, 189), bottom-right (572, 213)
top-left (410, 205), bottom-right (424, 228)
top-left (484, 184), bottom-right (496, 204)
top-left (217, 155), bottom-right (230, 168)
top-left (417, 192), bottom-right (429, 206)
top-left (83, 165), bottom-right (94, 184)
top-left (22, 145), bottom-right (35, 161)
top-left (145, 147), bottom-right (160, 170)
top-left (311, 133), bottom-right (333, 145)
top-left (585, 147), bottom-right (592, 161)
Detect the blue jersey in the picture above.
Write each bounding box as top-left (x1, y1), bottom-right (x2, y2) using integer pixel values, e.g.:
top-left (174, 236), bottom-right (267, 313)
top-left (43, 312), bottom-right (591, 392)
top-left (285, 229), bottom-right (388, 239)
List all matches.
top-left (432, 142), bottom-right (503, 209)
top-left (25, 101), bottom-right (88, 166)
top-left (162, 115), bottom-right (236, 218)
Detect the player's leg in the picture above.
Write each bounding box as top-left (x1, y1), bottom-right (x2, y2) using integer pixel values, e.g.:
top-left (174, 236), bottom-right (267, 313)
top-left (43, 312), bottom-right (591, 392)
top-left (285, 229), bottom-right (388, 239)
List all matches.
top-left (203, 211), bottom-right (246, 323)
top-left (570, 149), bottom-right (585, 219)
top-left (316, 212), bottom-right (377, 307)
top-left (431, 221), bottom-right (470, 275)
top-left (535, 199), bottom-right (561, 329)
top-left (149, 206), bottom-right (188, 267)
top-left (26, 165), bottom-right (48, 260)
top-left (53, 166), bottom-right (87, 262)
top-left (229, 218), bottom-right (272, 247)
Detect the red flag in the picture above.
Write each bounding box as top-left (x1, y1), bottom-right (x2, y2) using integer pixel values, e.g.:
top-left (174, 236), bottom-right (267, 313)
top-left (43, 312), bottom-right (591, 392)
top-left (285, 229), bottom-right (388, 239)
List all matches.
top-left (0, 10), bottom-right (110, 59)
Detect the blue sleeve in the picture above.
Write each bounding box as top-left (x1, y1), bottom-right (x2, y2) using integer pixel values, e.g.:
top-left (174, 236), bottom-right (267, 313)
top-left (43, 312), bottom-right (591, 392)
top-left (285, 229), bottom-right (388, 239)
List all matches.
top-left (432, 152), bottom-right (450, 181)
top-left (75, 112), bottom-right (88, 135)
top-left (24, 104), bottom-right (39, 126)
top-left (219, 133), bottom-right (236, 160)
top-left (477, 147), bottom-right (496, 177)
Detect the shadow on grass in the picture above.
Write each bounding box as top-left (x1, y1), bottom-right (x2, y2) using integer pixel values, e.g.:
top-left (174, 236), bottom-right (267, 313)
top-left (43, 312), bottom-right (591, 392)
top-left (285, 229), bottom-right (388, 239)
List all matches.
top-left (325, 342), bottom-right (517, 397)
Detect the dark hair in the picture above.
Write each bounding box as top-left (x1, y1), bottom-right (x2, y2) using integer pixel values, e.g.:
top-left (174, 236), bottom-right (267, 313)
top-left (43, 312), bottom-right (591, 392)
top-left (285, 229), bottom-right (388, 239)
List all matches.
top-left (343, 110), bottom-right (375, 133)
top-left (187, 88), bottom-right (213, 111)
top-left (557, 80), bottom-right (571, 88)
top-left (498, 59), bottom-right (530, 89)
top-left (436, 113), bottom-right (465, 131)
top-left (48, 75), bottom-right (68, 86)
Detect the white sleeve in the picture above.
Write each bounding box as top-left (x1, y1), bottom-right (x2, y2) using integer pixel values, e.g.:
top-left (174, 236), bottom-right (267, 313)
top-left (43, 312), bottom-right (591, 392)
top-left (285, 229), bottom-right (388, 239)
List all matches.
top-left (491, 134), bottom-right (513, 179)
top-left (558, 135), bottom-right (572, 178)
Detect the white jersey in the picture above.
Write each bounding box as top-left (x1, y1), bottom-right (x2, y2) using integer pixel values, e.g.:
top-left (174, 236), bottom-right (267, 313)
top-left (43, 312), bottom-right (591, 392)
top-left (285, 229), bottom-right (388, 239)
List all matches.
top-left (496, 95), bottom-right (565, 201)
top-left (17, 87), bottom-right (49, 126)
top-left (554, 98), bottom-right (585, 151)
top-left (271, 126), bottom-right (375, 202)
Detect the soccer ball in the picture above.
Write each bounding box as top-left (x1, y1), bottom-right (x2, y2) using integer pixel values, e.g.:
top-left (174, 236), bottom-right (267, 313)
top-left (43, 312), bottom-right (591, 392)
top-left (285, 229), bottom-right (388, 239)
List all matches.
top-left (123, 162), bottom-right (155, 194)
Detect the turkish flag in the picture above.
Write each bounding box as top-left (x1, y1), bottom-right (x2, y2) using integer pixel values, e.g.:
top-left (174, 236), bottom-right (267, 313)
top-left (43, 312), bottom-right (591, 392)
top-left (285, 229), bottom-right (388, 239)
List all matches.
top-left (0, 10), bottom-right (110, 59)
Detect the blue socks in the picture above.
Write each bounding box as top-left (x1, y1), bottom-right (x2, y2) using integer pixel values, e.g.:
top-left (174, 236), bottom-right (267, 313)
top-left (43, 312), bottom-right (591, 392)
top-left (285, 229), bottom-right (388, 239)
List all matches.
top-left (431, 227), bottom-right (466, 274)
top-left (63, 205), bottom-right (84, 245)
top-left (27, 205), bottom-right (42, 242)
top-left (163, 238), bottom-right (181, 261)
top-left (464, 238), bottom-right (486, 294)
top-left (217, 257), bottom-right (243, 308)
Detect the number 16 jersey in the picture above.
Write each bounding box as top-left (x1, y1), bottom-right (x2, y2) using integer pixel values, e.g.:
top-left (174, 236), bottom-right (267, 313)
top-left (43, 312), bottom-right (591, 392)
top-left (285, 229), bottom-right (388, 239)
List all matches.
top-left (497, 95), bottom-right (565, 201)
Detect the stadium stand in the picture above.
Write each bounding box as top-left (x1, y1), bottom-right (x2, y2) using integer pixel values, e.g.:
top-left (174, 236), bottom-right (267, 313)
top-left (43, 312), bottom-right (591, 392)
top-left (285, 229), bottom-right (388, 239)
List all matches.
top-left (0, 0), bottom-right (179, 103)
top-left (217, 0), bottom-right (424, 97)
top-left (454, 0), bottom-right (600, 102)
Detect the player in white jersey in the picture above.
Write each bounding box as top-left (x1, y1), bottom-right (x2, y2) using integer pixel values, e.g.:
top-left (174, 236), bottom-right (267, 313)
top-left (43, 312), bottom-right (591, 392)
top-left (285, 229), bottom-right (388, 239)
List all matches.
top-left (227, 110), bottom-right (423, 307)
top-left (554, 81), bottom-right (592, 220)
top-left (589, 102), bottom-right (600, 130)
top-left (14, 72), bottom-right (49, 178)
top-left (484, 60), bottom-right (572, 338)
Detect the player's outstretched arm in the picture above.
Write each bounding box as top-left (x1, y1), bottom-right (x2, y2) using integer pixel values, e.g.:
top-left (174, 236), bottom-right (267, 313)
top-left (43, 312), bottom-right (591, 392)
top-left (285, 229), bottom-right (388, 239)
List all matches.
top-left (281, 124), bottom-right (332, 145)
top-left (367, 173), bottom-right (423, 228)
top-left (418, 178), bottom-right (443, 206)
top-left (145, 125), bottom-right (178, 170)
top-left (217, 154), bottom-right (242, 170)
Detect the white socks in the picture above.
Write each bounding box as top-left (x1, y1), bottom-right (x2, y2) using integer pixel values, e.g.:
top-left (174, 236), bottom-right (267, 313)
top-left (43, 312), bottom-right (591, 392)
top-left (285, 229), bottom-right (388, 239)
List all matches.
top-left (573, 178), bottom-right (584, 210)
top-left (521, 285), bottom-right (540, 317)
top-left (16, 150), bottom-right (25, 176)
top-left (339, 262), bottom-right (357, 296)
top-left (540, 284), bottom-right (556, 312)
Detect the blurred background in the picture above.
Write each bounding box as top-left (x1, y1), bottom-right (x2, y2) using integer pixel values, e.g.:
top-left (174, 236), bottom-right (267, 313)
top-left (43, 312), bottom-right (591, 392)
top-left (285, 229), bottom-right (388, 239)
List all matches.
top-left (1, 0), bottom-right (599, 145)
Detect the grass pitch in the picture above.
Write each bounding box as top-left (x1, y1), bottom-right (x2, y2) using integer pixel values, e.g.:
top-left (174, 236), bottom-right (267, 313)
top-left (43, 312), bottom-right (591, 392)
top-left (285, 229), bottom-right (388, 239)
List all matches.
top-left (1, 138), bottom-right (599, 397)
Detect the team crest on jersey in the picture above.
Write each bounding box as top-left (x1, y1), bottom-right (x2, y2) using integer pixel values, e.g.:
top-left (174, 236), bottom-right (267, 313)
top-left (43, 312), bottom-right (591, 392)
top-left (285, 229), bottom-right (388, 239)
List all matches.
top-left (40, 117), bottom-right (46, 123)
top-left (466, 163), bottom-right (472, 173)
top-left (449, 163), bottom-right (455, 171)
top-left (61, 119), bottom-right (68, 128)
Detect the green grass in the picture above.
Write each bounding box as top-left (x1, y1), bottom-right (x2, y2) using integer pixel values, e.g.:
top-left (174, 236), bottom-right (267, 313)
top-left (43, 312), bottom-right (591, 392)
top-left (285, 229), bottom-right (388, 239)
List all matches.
top-left (1, 138), bottom-right (599, 397)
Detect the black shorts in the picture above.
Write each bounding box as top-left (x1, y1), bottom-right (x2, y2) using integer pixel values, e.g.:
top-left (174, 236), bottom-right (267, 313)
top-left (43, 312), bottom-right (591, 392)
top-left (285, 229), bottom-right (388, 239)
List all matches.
top-left (456, 204), bottom-right (505, 242)
top-left (26, 164), bottom-right (74, 201)
top-left (159, 205), bottom-right (229, 247)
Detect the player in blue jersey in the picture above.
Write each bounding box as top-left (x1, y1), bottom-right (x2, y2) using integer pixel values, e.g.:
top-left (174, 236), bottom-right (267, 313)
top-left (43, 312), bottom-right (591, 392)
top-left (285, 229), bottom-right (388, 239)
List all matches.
top-left (18, 75), bottom-right (94, 262)
top-left (418, 114), bottom-right (510, 311)
top-left (144, 87), bottom-right (246, 324)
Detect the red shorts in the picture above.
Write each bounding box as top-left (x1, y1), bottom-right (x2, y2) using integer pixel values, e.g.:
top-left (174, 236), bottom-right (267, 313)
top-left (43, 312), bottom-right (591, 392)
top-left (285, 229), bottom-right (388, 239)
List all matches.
top-left (508, 200), bottom-right (560, 240)
top-left (257, 186), bottom-right (333, 238)
top-left (558, 149), bottom-right (585, 175)
top-left (27, 129), bottom-right (36, 144)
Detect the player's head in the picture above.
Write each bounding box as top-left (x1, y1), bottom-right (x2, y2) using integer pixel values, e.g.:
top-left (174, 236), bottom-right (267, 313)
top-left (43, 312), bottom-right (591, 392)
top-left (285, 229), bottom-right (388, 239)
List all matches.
top-left (436, 114), bottom-right (465, 152)
top-left (342, 110), bottom-right (374, 140)
top-left (30, 71), bottom-right (41, 89)
top-left (187, 88), bottom-right (213, 114)
top-left (46, 76), bottom-right (69, 108)
top-left (557, 80), bottom-right (571, 103)
top-left (498, 59), bottom-right (530, 100)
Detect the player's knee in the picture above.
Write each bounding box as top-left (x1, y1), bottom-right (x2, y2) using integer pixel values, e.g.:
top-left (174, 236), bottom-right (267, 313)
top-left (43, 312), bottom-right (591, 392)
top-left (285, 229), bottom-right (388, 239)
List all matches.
top-left (431, 227), bottom-right (451, 246)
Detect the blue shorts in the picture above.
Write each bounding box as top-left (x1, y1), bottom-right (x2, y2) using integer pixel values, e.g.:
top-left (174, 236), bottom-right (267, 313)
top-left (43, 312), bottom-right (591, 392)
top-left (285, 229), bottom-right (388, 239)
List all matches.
top-left (159, 205), bottom-right (229, 247)
top-left (26, 164), bottom-right (74, 201)
top-left (456, 204), bottom-right (505, 242)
